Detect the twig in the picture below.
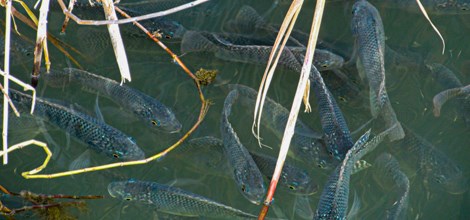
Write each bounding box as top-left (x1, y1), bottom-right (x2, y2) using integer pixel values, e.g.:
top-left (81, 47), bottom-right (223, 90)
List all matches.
top-left (56, 0), bottom-right (210, 25)
top-left (101, 0), bottom-right (131, 85)
top-left (415, 0), bottom-right (445, 54)
top-left (2, 0), bottom-right (12, 165)
top-left (0, 139), bottom-right (51, 175)
top-left (60, 0), bottom-right (75, 33)
top-left (31, 0), bottom-right (50, 88)
top-left (0, 83), bottom-right (19, 116)
top-left (258, 0), bottom-right (326, 219)
top-left (0, 69), bottom-right (36, 114)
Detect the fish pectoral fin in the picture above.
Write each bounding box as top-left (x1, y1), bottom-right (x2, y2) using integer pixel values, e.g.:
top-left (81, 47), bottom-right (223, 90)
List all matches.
top-left (94, 94), bottom-right (105, 123)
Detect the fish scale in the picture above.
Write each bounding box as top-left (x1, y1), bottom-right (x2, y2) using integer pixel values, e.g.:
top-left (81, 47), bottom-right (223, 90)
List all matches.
top-left (315, 126), bottom-right (392, 220)
top-left (220, 89), bottom-right (266, 205)
top-left (108, 180), bottom-right (258, 219)
top-left (8, 89), bottom-right (145, 161)
top-left (310, 65), bottom-right (353, 160)
top-left (44, 68), bottom-right (181, 133)
top-left (373, 152), bottom-right (409, 220)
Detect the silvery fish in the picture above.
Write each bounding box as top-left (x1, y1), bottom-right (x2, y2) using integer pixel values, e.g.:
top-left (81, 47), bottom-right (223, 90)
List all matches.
top-left (398, 126), bottom-right (468, 195)
top-left (309, 65), bottom-right (353, 160)
top-left (43, 68), bottom-right (182, 133)
top-left (351, 0), bottom-right (404, 141)
top-left (220, 89), bottom-right (266, 205)
top-left (8, 89), bottom-right (145, 161)
top-left (182, 136), bottom-right (318, 195)
top-left (426, 63), bottom-right (470, 127)
top-left (226, 84), bottom-right (335, 169)
top-left (373, 152), bottom-right (409, 220)
top-left (181, 30), bottom-right (344, 72)
top-left (314, 126), bottom-right (392, 220)
top-left (108, 180), bottom-right (258, 219)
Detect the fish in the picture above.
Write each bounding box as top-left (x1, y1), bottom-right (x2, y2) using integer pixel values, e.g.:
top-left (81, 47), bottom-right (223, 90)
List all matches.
top-left (118, 5), bottom-right (187, 39)
top-left (220, 89), bottom-right (266, 205)
top-left (0, 31), bottom-right (34, 66)
top-left (426, 63), bottom-right (470, 126)
top-left (8, 89), bottom-right (145, 161)
top-left (108, 179), bottom-right (258, 219)
top-left (181, 136), bottom-right (318, 195)
top-left (42, 68), bottom-right (182, 133)
top-left (398, 126), bottom-right (468, 195)
top-left (181, 30), bottom-right (344, 72)
top-left (226, 84), bottom-right (335, 169)
top-left (373, 152), bottom-right (409, 220)
top-left (373, 0), bottom-right (470, 15)
top-left (432, 84), bottom-right (470, 118)
top-left (351, 0), bottom-right (404, 141)
top-left (314, 126), bottom-right (392, 220)
top-left (309, 65), bottom-right (354, 160)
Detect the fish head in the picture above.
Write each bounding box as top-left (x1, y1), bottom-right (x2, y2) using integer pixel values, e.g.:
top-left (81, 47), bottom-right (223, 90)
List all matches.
top-left (108, 180), bottom-right (151, 203)
top-left (293, 137), bottom-right (337, 170)
top-left (109, 136), bottom-right (146, 161)
top-left (234, 168), bottom-right (266, 205)
top-left (147, 18), bottom-right (187, 40)
top-left (281, 169), bottom-right (318, 195)
top-left (430, 2), bottom-right (470, 15)
top-left (135, 102), bottom-right (182, 133)
top-left (427, 163), bottom-right (469, 195)
top-left (314, 50), bottom-right (345, 71)
top-left (351, 0), bottom-right (380, 37)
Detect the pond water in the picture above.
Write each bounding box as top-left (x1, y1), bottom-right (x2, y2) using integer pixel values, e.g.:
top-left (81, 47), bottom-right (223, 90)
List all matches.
top-left (1, 0), bottom-right (470, 219)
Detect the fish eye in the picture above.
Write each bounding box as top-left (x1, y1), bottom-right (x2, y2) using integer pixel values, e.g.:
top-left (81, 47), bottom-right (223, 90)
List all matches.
top-left (125, 197), bottom-right (132, 201)
top-left (113, 153), bottom-right (119, 158)
top-left (461, 7), bottom-right (469, 11)
top-left (288, 185), bottom-right (296, 190)
top-left (151, 120), bottom-right (160, 126)
top-left (322, 64), bottom-right (329, 68)
top-left (241, 184), bottom-right (247, 192)
top-left (165, 35), bottom-right (172, 39)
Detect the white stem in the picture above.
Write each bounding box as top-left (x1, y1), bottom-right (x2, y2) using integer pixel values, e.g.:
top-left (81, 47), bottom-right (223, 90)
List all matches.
top-left (2, 0), bottom-right (12, 165)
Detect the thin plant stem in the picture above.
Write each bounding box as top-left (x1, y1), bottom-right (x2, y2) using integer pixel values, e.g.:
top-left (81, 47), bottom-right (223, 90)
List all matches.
top-left (2, 0), bottom-right (12, 165)
top-left (31, 0), bottom-right (50, 87)
top-left (56, 0), bottom-right (210, 25)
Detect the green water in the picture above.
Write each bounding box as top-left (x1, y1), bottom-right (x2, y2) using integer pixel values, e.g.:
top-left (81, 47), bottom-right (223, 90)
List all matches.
top-left (1, 0), bottom-right (470, 219)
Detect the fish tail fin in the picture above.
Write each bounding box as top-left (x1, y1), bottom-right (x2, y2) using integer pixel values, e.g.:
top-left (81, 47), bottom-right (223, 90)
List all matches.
top-left (380, 100), bottom-right (405, 141)
top-left (433, 87), bottom-right (464, 117)
top-left (346, 191), bottom-right (361, 220)
top-left (369, 88), bottom-right (381, 118)
top-left (180, 31), bottom-right (217, 54)
top-left (223, 5), bottom-right (265, 34)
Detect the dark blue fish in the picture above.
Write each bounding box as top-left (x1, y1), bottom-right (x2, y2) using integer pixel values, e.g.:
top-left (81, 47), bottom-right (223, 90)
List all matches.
top-left (314, 126), bottom-right (393, 219)
top-left (398, 126), bottom-right (468, 195)
top-left (181, 136), bottom-right (318, 195)
top-left (373, 152), bottom-right (410, 220)
top-left (220, 89), bottom-right (266, 204)
top-left (351, 0), bottom-right (404, 141)
top-left (309, 65), bottom-right (353, 160)
top-left (226, 84), bottom-right (335, 169)
top-left (108, 180), bottom-right (258, 219)
top-left (43, 68), bottom-right (181, 133)
top-left (8, 89), bottom-right (145, 161)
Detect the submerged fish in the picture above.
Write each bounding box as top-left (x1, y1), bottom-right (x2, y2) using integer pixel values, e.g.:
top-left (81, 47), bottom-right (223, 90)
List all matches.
top-left (108, 180), bottom-right (258, 219)
top-left (398, 126), bottom-right (468, 195)
top-left (351, 0), bottom-right (404, 141)
top-left (181, 30), bottom-right (344, 72)
top-left (309, 65), bottom-right (353, 160)
top-left (226, 84), bottom-right (335, 169)
top-left (8, 89), bottom-right (145, 161)
top-left (220, 90), bottom-right (266, 204)
top-left (426, 63), bottom-right (470, 127)
top-left (182, 136), bottom-right (318, 195)
top-left (314, 126), bottom-right (392, 219)
top-left (373, 152), bottom-right (409, 220)
top-left (43, 68), bottom-right (182, 133)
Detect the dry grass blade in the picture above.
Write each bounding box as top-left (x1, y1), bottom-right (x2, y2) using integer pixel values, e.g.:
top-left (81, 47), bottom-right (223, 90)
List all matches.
top-left (101, 0), bottom-right (131, 85)
top-left (0, 139), bottom-right (51, 175)
top-left (2, 0), bottom-right (13, 165)
top-left (253, 0), bottom-right (303, 148)
top-left (416, 0), bottom-right (445, 54)
top-left (258, 0), bottom-right (326, 219)
top-left (31, 0), bottom-right (50, 88)
top-left (57, 0), bottom-right (210, 25)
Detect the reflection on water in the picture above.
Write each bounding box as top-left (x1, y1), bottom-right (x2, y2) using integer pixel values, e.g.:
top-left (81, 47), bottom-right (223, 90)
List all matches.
top-left (1, 0), bottom-right (470, 219)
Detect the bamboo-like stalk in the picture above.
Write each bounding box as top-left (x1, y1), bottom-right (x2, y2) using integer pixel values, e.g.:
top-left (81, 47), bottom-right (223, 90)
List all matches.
top-left (2, 0), bottom-right (12, 165)
top-left (101, 0), bottom-right (131, 85)
top-left (31, 0), bottom-right (50, 87)
top-left (257, 0), bottom-right (326, 219)
top-left (56, 0), bottom-right (209, 25)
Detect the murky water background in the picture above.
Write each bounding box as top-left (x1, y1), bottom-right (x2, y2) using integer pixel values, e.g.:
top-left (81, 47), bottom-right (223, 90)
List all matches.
top-left (1, 0), bottom-right (470, 219)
